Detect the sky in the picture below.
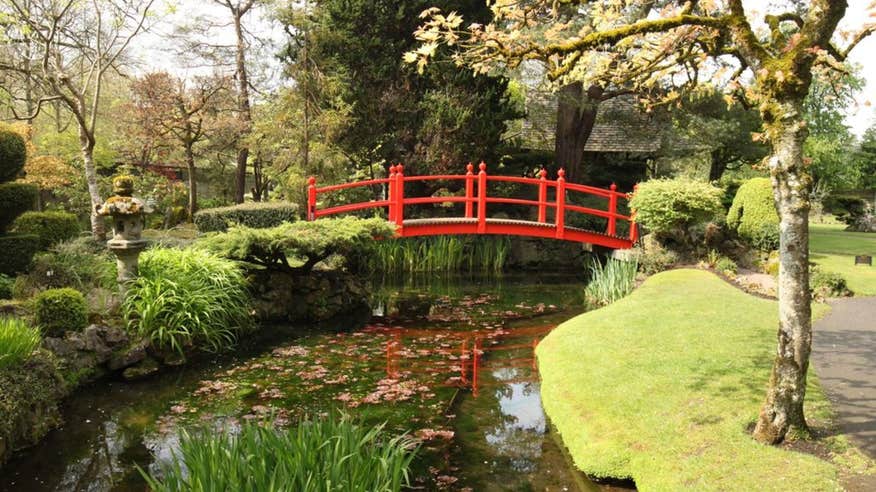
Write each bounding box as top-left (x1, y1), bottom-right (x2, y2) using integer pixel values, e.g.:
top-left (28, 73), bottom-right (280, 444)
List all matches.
top-left (839, 1), bottom-right (876, 136)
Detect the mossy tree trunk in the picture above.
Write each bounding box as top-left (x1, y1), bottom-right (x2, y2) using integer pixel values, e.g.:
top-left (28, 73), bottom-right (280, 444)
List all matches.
top-left (79, 124), bottom-right (105, 241)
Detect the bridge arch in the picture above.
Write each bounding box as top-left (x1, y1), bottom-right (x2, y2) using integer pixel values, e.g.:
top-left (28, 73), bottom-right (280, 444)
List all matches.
top-left (307, 163), bottom-right (638, 250)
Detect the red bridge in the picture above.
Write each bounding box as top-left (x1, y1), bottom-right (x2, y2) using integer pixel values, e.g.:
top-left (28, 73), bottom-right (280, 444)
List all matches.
top-left (307, 163), bottom-right (638, 249)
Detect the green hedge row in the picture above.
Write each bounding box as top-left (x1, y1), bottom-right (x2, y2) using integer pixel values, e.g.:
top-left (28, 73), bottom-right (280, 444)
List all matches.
top-left (193, 202), bottom-right (299, 232)
top-left (727, 178), bottom-right (779, 250)
top-left (0, 129), bottom-right (27, 183)
top-left (12, 211), bottom-right (80, 250)
top-left (0, 183), bottom-right (38, 233)
top-left (0, 234), bottom-right (39, 275)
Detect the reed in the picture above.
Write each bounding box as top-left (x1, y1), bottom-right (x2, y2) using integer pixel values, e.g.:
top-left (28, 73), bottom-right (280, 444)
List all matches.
top-left (0, 317), bottom-right (41, 370)
top-left (141, 416), bottom-right (417, 492)
top-left (371, 236), bottom-right (510, 275)
top-left (583, 257), bottom-right (638, 306)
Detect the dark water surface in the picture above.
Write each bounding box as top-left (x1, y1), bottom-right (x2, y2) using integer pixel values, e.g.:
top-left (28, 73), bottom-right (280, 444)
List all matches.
top-left (0, 274), bottom-right (631, 491)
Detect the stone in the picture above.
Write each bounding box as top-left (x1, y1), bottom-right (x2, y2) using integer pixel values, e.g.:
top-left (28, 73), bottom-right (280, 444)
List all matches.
top-left (108, 341), bottom-right (148, 371)
top-left (122, 357), bottom-right (159, 380)
top-left (249, 269), bottom-right (370, 323)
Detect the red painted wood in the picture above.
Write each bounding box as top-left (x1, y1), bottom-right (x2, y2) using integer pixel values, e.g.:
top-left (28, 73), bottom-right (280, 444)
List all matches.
top-left (538, 169), bottom-right (547, 223)
top-left (477, 162), bottom-right (487, 234)
top-left (307, 176), bottom-right (317, 221)
top-left (395, 164), bottom-right (405, 232)
top-left (465, 163), bottom-right (474, 218)
top-left (607, 183), bottom-right (618, 236)
top-left (555, 169), bottom-right (566, 239)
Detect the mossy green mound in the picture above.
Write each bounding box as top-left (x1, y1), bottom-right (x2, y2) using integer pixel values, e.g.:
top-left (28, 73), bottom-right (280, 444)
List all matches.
top-left (537, 269), bottom-right (839, 491)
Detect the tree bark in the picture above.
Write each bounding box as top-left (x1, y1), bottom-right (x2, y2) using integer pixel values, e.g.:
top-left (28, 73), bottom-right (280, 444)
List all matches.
top-left (185, 142), bottom-right (198, 219)
top-left (753, 101), bottom-right (812, 444)
top-left (79, 126), bottom-right (105, 240)
top-left (555, 82), bottom-right (602, 182)
top-left (233, 10), bottom-right (252, 204)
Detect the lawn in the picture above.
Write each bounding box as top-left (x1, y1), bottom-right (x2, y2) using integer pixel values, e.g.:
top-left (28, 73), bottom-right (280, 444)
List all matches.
top-left (537, 269), bottom-right (850, 491)
top-left (810, 223), bottom-right (876, 295)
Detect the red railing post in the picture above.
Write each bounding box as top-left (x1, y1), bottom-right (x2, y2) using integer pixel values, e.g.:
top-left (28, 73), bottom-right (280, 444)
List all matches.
top-left (477, 161), bottom-right (487, 233)
top-left (307, 176), bottom-right (317, 221)
top-left (607, 183), bottom-right (618, 236)
top-left (629, 183), bottom-right (639, 243)
top-left (395, 164), bottom-right (405, 232)
top-left (555, 169), bottom-right (566, 239)
top-left (465, 162), bottom-right (474, 218)
top-left (537, 168), bottom-right (548, 223)
top-left (387, 165), bottom-right (397, 223)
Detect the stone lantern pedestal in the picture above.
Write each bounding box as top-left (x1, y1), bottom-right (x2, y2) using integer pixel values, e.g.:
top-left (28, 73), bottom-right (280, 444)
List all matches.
top-left (96, 176), bottom-right (151, 291)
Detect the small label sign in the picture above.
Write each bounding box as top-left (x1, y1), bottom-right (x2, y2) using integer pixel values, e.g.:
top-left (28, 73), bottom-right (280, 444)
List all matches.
top-left (855, 255), bottom-right (873, 266)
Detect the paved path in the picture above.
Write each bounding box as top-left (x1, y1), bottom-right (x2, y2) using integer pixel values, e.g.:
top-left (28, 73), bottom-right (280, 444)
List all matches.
top-left (811, 296), bottom-right (876, 458)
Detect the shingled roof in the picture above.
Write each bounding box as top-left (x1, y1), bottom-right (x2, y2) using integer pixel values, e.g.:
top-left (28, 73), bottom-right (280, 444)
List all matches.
top-left (520, 91), bottom-right (661, 154)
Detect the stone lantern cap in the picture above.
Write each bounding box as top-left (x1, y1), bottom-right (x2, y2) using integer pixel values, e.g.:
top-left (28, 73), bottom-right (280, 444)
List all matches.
top-left (96, 175), bottom-right (153, 217)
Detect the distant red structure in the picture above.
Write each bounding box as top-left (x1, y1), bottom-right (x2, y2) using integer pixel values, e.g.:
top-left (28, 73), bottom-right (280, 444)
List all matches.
top-left (308, 162), bottom-right (637, 249)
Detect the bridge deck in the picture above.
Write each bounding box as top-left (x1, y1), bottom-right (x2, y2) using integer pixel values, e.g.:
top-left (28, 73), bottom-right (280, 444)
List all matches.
top-left (400, 218), bottom-right (633, 249)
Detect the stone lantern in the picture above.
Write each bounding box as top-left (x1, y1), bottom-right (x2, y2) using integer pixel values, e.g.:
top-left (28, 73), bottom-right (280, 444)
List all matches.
top-left (96, 175), bottom-right (151, 289)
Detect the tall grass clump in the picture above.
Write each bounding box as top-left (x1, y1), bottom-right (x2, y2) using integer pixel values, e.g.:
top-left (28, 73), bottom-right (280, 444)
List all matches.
top-left (141, 416), bottom-right (417, 492)
top-left (372, 236), bottom-right (510, 275)
top-left (584, 257), bottom-right (638, 306)
top-left (123, 248), bottom-right (251, 356)
top-left (0, 317), bottom-right (41, 370)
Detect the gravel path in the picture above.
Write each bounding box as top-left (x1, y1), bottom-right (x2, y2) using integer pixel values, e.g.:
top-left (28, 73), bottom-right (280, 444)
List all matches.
top-left (811, 296), bottom-right (876, 458)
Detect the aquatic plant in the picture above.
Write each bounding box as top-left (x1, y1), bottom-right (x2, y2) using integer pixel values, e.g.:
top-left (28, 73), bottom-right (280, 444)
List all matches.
top-left (370, 236), bottom-right (510, 275)
top-left (0, 317), bottom-right (41, 369)
top-left (123, 247), bottom-right (251, 355)
top-left (583, 257), bottom-right (638, 306)
top-left (141, 416), bottom-right (417, 492)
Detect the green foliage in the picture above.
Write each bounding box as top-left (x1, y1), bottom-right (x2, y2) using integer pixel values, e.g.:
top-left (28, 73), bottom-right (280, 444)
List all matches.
top-left (583, 257), bottom-right (638, 306)
top-left (0, 274), bottom-right (12, 300)
top-left (34, 288), bottom-right (88, 337)
top-left (12, 211), bottom-right (80, 250)
top-left (632, 243), bottom-right (679, 275)
top-left (750, 223), bottom-right (780, 252)
top-left (716, 257), bottom-right (738, 274)
top-left (198, 217), bottom-right (396, 274)
top-left (140, 416), bottom-right (417, 492)
top-left (123, 248), bottom-right (251, 356)
top-left (194, 202), bottom-right (300, 233)
top-left (811, 267), bottom-right (852, 298)
top-left (12, 238), bottom-right (116, 298)
top-left (726, 178), bottom-right (779, 245)
top-left (0, 130), bottom-right (27, 183)
top-left (0, 317), bottom-right (41, 370)
top-left (629, 178), bottom-right (723, 236)
top-left (370, 236), bottom-right (510, 275)
top-left (0, 182), bottom-right (38, 233)
top-left (0, 234), bottom-right (39, 275)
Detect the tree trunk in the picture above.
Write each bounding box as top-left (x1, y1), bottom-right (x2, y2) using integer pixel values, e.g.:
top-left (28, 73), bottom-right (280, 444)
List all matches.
top-left (708, 149), bottom-right (726, 182)
top-left (233, 11), bottom-right (252, 204)
top-left (555, 82), bottom-right (602, 181)
top-left (753, 103), bottom-right (812, 444)
top-left (185, 142), bottom-right (198, 219)
top-left (79, 127), bottom-right (105, 240)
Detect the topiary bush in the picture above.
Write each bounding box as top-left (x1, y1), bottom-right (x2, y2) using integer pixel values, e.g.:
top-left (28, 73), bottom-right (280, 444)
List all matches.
top-left (0, 182), bottom-right (38, 233)
top-left (194, 202), bottom-right (299, 233)
top-left (34, 287), bottom-right (88, 337)
top-left (0, 234), bottom-right (39, 275)
top-left (629, 178), bottom-right (723, 243)
top-left (726, 178), bottom-right (779, 248)
top-left (12, 211), bottom-right (80, 250)
top-left (123, 248), bottom-right (252, 356)
top-left (0, 129), bottom-right (27, 183)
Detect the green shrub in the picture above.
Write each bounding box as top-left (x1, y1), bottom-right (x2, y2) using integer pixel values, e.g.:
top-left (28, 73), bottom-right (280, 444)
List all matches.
top-left (633, 243), bottom-right (679, 275)
top-left (749, 222), bottom-right (780, 252)
top-left (0, 129), bottom-right (27, 183)
top-left (0, 275), bottom-right (12, 299)
top-left (34, 288), bottom-right (88, 337)
top-left (716, 257), bottom-right (738, 274)
top-left (726, 178), bottom-right (779, 243)
top-left (584, 257), bottom-right (638, 306)
top-left (0, 317), bottom-right (41, 369)
top-left (811, 268), bottom-right (852, 298)
top-left (0, 182), bottom-right (38, 233)
top-left (12, 238), bottom-right (116, 298)
top-left (141, 416), bottom-right (417, 492)
top-left (123, 248), bottom-right (251, 355)
top-left (0, 234), bottom-right (39, 275)
top-left (194, 202), bottom-right (300, 232)
top-left (198, 217), bottom-right (397, 274)
top-left (629, 178), bottom-right (723, 238)
top-left (12, 211), bottom-right (80, 250)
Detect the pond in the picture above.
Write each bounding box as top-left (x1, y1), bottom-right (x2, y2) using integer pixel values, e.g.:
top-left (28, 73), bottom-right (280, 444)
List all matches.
top-left (0, 274), bottom-right (633, 491)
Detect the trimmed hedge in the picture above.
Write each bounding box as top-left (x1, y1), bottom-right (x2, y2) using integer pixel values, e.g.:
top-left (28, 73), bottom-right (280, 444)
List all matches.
top-left (12, 211), bottom-right (80, 250)
top-left (726, 178), bottom-right (779, 244)
top-left (629, 178), bottom-right (724, 235)
top-left (34, 288), bottom-right (88, 337)
top-left (194, 202), bottom-right (299, 233)
top-left (0, 130), bottom-right (27, 183)
top-left (0, 234), bottom-right (39, 275)
top-left (0, 182), bottom-right (38, 233)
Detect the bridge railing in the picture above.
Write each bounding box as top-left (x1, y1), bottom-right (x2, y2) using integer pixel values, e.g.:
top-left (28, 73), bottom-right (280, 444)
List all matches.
top-left (307, 162), bottom-right (638, 242)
